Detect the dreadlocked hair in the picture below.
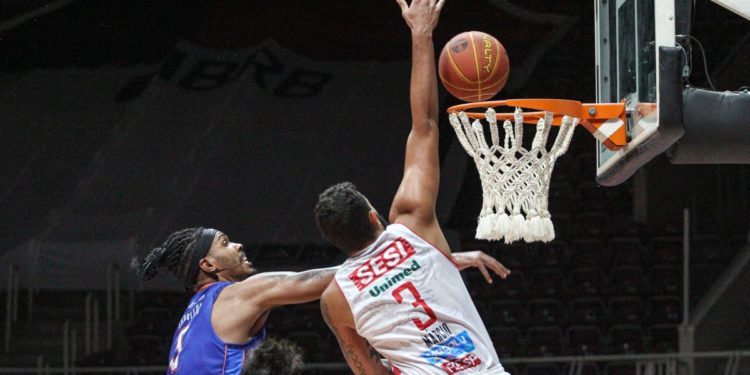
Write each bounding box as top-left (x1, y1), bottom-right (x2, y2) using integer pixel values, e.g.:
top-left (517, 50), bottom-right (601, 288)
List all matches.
top-left (130, 228), bottom-right (201, 282)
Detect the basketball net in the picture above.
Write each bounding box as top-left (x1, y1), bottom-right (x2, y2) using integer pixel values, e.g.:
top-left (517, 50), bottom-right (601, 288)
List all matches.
top-left (449, 107), bottom-right (577, 243)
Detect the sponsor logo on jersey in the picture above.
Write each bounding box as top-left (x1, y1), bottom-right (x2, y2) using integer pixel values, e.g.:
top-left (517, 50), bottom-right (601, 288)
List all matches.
top-left (420, 330), bottom-right (476, 365)
top-left (349, 237), bottom-right (416, 291)
top-left (441, 353), bottom-right (483, 374)
top-left (422, 323), bottom-right (452, 347)
top-left (368, 259), bottom-right (421, 297)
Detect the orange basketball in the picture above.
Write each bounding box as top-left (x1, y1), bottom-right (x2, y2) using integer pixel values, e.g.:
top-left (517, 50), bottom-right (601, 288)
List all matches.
top-left (438, 31), bottom-right (510, 102)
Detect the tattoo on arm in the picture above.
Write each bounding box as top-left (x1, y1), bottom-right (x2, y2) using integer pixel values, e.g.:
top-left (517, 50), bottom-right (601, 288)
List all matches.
top-left (295, 268), bottom-right (336, 282)
top-left (322, 298), bottom-right (376, 375)
top-left (258, 273), bottom-right (290, 281)
top-left (344, 342), bottom-right (367, 375)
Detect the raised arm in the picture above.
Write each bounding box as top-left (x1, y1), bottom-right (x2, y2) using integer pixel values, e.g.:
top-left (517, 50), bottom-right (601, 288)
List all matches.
top-left (389, 0), bottom-right (450, 253)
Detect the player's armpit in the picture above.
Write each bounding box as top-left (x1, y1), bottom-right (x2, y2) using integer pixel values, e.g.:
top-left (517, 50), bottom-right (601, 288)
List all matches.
top-left (236, 267), bottom-right (338, 309)
top-left (321, 284), bottom-right (392, 375)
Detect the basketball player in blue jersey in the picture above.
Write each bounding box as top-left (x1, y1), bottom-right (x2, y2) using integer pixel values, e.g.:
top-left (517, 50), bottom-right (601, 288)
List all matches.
top-left (315, 0), bottom-right (512, 374)
top-left (132, 226), bottom-right (507, 374)
top-left (132, 227), bottom-right (337, 374)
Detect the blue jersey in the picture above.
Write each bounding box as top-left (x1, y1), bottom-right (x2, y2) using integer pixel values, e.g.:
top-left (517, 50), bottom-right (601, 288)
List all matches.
top-left (167, 282), bottom-right (266, 375)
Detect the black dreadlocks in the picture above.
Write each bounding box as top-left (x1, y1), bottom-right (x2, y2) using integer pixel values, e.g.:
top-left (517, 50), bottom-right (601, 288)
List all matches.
top-left (130, 227), bottom-right (202, 288)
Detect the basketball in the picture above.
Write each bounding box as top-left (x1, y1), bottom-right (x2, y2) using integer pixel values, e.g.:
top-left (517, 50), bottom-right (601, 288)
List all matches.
top-left (438, 31), bottom-right (510, 102)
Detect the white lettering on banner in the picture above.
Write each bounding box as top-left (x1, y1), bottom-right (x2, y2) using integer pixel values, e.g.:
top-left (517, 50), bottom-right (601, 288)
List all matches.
top-left (119, 46), bottom-right (332, 99)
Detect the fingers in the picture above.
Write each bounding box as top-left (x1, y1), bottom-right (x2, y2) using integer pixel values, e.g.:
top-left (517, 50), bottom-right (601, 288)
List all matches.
top-left (395, 0), bottom-right (408, 12)
top-left (477, 262), bottom-right (493, 284)
top-left (435, 0), bottom-right (446, 11)
top-left (483, 254), bottom-right (510, 279)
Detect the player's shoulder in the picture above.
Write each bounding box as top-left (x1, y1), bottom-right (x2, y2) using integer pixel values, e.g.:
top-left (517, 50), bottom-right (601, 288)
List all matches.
top-left (321, 280), bottom-right (356, 327)
top-left (385, 222), bottom-right (421, 240)
top-left (322, 278), bottom-right (344, 301)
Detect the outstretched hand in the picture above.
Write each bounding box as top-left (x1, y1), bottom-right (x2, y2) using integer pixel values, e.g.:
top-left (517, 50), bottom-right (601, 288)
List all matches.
top-left (395, 0), bottom-right (445, 35)
top-left (453, 251), bottom-right (511, 284)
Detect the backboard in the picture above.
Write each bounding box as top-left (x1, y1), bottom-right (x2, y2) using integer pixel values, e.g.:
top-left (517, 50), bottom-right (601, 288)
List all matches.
top-left (594, 0), bottom-right (677, 184)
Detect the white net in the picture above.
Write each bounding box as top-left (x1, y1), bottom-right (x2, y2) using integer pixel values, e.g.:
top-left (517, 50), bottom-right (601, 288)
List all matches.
top-left (449, 107), bottom-right (578, 243)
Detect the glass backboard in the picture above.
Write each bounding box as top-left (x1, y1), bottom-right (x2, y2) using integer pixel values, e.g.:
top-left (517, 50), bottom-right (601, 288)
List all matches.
top-left (595, 0), bottom-right (676, 180)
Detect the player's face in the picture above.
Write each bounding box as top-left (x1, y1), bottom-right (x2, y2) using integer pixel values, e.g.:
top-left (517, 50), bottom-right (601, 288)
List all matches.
top-left (206, 232), bottom-right (258, 281)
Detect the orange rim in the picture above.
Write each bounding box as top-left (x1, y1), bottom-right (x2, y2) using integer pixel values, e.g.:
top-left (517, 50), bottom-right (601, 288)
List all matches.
top-left (446, 98), bottom-right (628, 149)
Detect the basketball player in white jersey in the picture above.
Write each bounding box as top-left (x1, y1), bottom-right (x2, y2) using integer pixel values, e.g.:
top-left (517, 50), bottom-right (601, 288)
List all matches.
top-left (314, 0), bottom-right (511, 374)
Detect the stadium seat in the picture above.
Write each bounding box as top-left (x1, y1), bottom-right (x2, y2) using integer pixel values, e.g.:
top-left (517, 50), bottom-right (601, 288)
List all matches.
top-left (649, 265), bottom-right (681, 296)
top-left (649, 324), bottom-right (679, 353)
top-left (467, 271), bottom-right (514, 301)
top-left (647, 296), bottom-right (682, 324)
top-left (527, 268), bottom-right (567, 298)
top-left (648, 237), bottom-right (682, 265)
top-left (567, 325), bottom-right (605, 355)
top-left (573, 210), bottom-right (610, 238)
top-left (292, 303), bottom-right (328, 331)
top-left (608, 297), bottom-right (646, 325)
top-left (526, 326), bottom-right (564, 357)
top-left (128, 334), bottom-right (164, 365)
top-left (490, 326), bottom-right (525, 358)
top-left (526, 241), bottom-right (566, 268)
top-left (490, 300), bottom-right (527, 328)
top-left (608, 237), bottom-right (646, 267)
top-left (569, 267), bottom-right (608, 298)
top-left (569, 239), bottom-right (608, 268)
top-left (493, 270), bottom-right (528, 300)
top-left (495, 248), bottom-right (524, 269)
top-left (608, 325), bottom-right (645, 354)
top-left (611, 266), bottom-right (648, 296)
top-left (569, 298), bottom-right (609, 327)
top-left (609, 215), bottom-right (647, 237)
top-left (528, 299), bottom-right (565, 326)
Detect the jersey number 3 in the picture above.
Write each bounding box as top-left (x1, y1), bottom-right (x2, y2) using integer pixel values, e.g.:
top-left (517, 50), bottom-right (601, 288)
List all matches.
top-left (392, 281), bottom-right (437, 330)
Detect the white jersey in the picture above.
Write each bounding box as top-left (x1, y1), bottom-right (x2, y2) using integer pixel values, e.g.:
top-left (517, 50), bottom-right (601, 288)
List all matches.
top-left (334, 224), bottom-right (509, 375)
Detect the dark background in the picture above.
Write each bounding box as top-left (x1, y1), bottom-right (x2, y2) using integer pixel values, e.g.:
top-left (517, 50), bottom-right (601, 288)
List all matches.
top-left (1, 0), bottom-right (749, 370)
top-left (1, 0), bottom-right (748, 253)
